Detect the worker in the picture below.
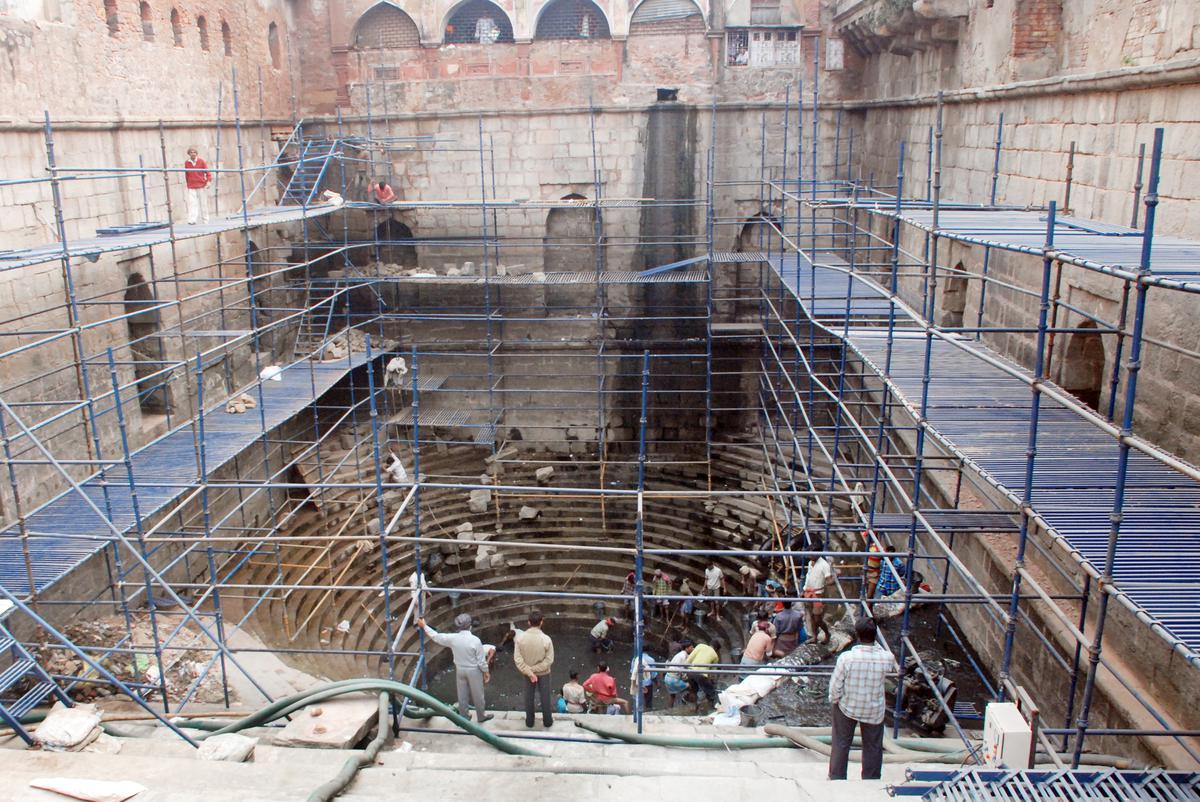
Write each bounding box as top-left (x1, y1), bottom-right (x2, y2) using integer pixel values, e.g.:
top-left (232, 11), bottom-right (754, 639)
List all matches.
top-left (684, 639), bottom-right (721, 711)
top-left (183, 147), bottom-right (211, 225)
top-left (678, 576), bottom-right (696, 618)
top-left (803, 554), bottom-right (834, 644)
top-left (583, 662), bottom-right (630, 714)
top-left (771, 600), bottom-right (805, 657)
top-left (828, 617), bottom-right (896, 780)
top-left (662, 640), bottom-right (691, 708)
top-left (370, 178), bottom-right (396, 204)
top-left (875, 545), bottom-right (904, 598)
top-left (513, 609), bottom-right (555, 729)
top-left (741, 620), bottom-right (774, 678)
top-left (417, 614), bottom-right (493, 723)
top-left (561, 670), bottom-right (587, 713)
top-left (650, 569), bottom-right (672, 619)
top-left (863, 530), bottom-right (883, 599)
top-left (590, 616), bottom-right (615, 654)
top-left (630, 650), bottom-right (657, 710)
top-left (704, 561), bottom-right (727, 620)
top-left (739, 563), bottom-right (763, 597)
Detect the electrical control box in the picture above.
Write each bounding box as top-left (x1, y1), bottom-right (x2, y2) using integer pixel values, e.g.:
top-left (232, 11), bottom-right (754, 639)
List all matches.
top-left (983, 702), bottom-right (1032, 768)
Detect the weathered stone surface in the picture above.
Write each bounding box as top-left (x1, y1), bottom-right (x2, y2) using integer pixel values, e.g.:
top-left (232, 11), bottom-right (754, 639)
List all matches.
top-left (518, 505), bottom-right (540, 520)
top-left (271, 697), bottom-right (379, 749)
top-left (535, 466), bottom-right (555, 484)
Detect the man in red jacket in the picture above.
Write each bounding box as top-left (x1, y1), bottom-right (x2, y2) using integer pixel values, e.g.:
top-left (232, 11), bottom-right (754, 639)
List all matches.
top-left (184, 147), bottom-right (211, 225)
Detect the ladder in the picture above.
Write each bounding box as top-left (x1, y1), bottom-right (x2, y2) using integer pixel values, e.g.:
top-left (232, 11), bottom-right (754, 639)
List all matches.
top-left (282, 139), bottom-right (341, 206)
top-left (293, 280), bottom-right (344, 359)
top-left (0, 602), bottom-right (73, 745)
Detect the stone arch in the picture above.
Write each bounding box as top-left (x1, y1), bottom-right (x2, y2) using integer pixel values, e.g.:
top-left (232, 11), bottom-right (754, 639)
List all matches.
top-left (353, 2), bottom-right (421, 48)
top-left (140, 2), bottom-right (154, 40)
top-left (221, 19), bottom-right (232, 55)
top-left (443, 0), bottom-right (514, 44)
top-left (940, 261), bottom-right (968, 328)
top-left (375, 218), bottom-right (418, 267)
top-left (197, 14), bottom-right (209, 50)
top-left (104, 0), bottom-right (119, 35)
top-left (124, 273), bottom-right (171, 414)
top-left (734, 212), bottom-right (777, 254)
top-left (170, 8), bottom-right (182, 45)
top-left (1060, 320), bottom-right (1105, 411)
top-left (533, 0), bottom-right (611, 40)
top-left (543, 194), bottom-right (598, 273)
top-left (629, 0), bottom-right (705, 33)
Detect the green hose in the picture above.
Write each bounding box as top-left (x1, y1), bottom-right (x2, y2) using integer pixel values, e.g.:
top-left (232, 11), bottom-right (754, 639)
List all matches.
top-left (574, 719), bottom-right (794, 749)
top-left (307, 692), bottom-right (389, 802)
top-left (195, 679), bottom-right (540, 757)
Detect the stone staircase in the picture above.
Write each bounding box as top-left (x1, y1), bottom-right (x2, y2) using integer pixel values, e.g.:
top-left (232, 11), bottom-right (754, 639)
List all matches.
top-left (0, 709), bottom-right (942, 801)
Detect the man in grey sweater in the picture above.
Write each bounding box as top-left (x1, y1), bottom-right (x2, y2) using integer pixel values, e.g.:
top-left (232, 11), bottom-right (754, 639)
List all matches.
top-left (514, 609), bottom-right (555, 728)
top-left (418, 614), bottom-right (493, 723)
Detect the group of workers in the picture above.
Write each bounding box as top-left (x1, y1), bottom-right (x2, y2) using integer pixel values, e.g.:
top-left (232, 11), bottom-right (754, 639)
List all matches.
top-left (418, 529), bottom-right (908, 781)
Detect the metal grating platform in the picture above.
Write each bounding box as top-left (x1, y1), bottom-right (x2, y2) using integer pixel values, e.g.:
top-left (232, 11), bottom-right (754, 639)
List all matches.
top-left (775, 257), bottom-right (1200, 653)
top-left (891, 768), bottom-right (1200, 801)
top-left (0, 353), bottom-right (370, 596)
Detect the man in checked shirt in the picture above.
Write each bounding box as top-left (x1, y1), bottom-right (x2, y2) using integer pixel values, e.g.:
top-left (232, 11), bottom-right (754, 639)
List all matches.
top-left (828, 616), bottom-right (898, 780)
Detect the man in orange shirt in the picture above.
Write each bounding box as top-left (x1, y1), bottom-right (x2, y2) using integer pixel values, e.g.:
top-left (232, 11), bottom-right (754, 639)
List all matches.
top-left (184, 147), bottom-right (211, 225)
top-left (582, 662), bottom-right (630, 713)
top-left (370, 178), bottom-right (396, 204)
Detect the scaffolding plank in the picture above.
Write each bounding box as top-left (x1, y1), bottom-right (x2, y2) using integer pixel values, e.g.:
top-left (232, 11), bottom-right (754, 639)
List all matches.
top-left (0, 353), bottom-right (371, 596)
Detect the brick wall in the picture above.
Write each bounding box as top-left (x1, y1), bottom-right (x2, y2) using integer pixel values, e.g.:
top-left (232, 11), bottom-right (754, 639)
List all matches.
top-left (1010, 0), bottom-right (1062, 60)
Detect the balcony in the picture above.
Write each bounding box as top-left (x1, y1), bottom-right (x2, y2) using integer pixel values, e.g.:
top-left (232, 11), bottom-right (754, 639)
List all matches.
top-left (832, 0), bottom-right (967, 56)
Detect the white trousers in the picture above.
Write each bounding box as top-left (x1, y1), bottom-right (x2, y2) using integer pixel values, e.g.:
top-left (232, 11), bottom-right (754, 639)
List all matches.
top-left (186, 187), bottom-right (209, 225)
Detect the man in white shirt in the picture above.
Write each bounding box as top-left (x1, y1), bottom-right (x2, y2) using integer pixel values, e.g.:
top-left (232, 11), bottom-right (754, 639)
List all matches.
top-left (827, 617), bottom-right (897, 780)
top-left (662, 641), bottom-right (692, 708)
top-left (803, 555), bottom-right (833, 643)
top-left (418, 614), bottom-right (493, 723)
top-left (704, 562), bottom-right (726, 620)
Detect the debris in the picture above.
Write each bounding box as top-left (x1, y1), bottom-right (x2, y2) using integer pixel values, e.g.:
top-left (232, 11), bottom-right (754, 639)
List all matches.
top-left (532, 271), bottom-right (546, 282)
top-left (461, 261), bottom-right (476, 275)
top-left (197, 733), bottom-right (257, 762)
top-left (34, 703), bottom-right (101, 752)
top-left (224, 393), bottom-right (257, 414)
top-left (468, 488), bottom-right (491, 513)
top-left (29, 778), bottom-right (145, 802)
top-left (81, 733), bottom-right (122, 755)
top-left (535, 466), bottom-right (555, 484)
top-left (336, 620), bottom-right (351, 634)
top-left (320, 190), bottom-right (344, 206)
top-left (475, 545), bottom-right (496, 569)
top-left (259, 365), bottom-right (283, 382)
top-left (506, 557), bottom-right (528, 567)
top-left (518, 505), bottom-right (540, 520)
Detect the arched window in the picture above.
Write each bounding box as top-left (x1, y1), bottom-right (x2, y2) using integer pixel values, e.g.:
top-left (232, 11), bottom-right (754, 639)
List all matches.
top-left (629, 0), bottom-right (705, 32)
top-left (374, 219), bottom-right (418, 266)
top-left (543, 194), bottom-right (599, 273)
top-left (104, 0), bottom-right (119, 35)
top-left (140, 1), bottom-right (154, 40)
top-left (221, 20), bottom-right (232, 55)
top-left (268, 21), bottom-right (281, 68)
top-left (197, 15), bottom-right (209, 50)
top-left (1061, 321), bottom-right (1106, 411)
top-left (444, 0), bottom-right (513, 44)
top-left (171, 8), bottom-right (183, 45)
top-left (353, 3), bottom-right (421, 48)
top-left (940, 262), bottom-right (969, 328)
top-left (534, 0), bottom-right (610, 40)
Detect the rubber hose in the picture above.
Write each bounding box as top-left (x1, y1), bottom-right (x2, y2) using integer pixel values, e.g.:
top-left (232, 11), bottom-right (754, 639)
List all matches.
top-left (195, 679), bottom-right (539, 757)
top-left (575, 720), bottom-right (793, 749)
top-left (763, 724), bottom-right (974, 763)
top-left (307, 692), bottom-right (389, 802)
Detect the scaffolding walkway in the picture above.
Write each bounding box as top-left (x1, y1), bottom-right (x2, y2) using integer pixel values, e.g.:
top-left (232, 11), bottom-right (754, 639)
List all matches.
top-left (0, 203), bottom-right (343, 272)
top-left (0, 352), bottom-right (370, 597)
top-left (774, 256), bottom-right (1200, 655)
